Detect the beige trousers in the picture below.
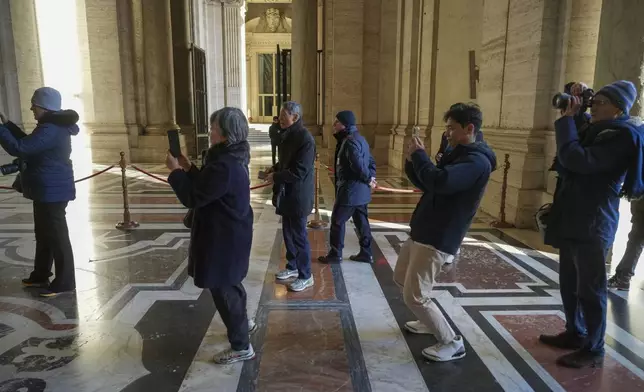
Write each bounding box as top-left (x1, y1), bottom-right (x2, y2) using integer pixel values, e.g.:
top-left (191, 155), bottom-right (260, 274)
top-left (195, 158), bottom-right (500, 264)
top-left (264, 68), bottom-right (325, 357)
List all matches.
top-left (393, 238), bottom-right (456, 344)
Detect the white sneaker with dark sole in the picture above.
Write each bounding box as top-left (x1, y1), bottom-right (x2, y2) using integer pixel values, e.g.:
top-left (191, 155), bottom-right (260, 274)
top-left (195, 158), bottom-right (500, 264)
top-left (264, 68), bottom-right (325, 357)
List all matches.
top-left (404, 320), bottom-right (434, 335)
top-left (275, 269), bottom-right (298, 280)
top-left (422, 336), bottom-right (466, 362)
top-left (213, 344), bottom-right (256, 364)
top-left (288, 277), bottom-right (314, 292)
top-left (248, 318), bottom-right (257, 334)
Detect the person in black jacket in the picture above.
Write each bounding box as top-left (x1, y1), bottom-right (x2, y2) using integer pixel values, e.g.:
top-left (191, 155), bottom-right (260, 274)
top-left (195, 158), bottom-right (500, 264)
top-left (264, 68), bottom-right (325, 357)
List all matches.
top-left (265, 101), bottom-right (316, 292)
top-left (318, 110), bottom-right (376, 264)
top-left (268, 116), bottom-right (281, 166)
top-left (396, 103), bottom-right (496, 362)
top-left (166, 107), bottom-right (255, 365)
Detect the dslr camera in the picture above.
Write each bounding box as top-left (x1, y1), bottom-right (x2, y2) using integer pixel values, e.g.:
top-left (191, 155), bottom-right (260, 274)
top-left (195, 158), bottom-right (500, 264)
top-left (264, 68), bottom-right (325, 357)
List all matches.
top-left (0, 158), bottom-right (20, 176)
top-left (552, 82), bottom-right (594, 111)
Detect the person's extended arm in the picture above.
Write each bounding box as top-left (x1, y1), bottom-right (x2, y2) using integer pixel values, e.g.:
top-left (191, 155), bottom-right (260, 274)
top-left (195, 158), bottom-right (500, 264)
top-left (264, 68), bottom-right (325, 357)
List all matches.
top-left (0, 124), bottom-right (57, 157)
top-left (405, 159), bottom-right (426, 192)
top-left (168, 161), bottom-right (230, 208)
top-left (555, 116), bottom-right (633, 174)
top-left (410, 149), bottom-right (485, 194)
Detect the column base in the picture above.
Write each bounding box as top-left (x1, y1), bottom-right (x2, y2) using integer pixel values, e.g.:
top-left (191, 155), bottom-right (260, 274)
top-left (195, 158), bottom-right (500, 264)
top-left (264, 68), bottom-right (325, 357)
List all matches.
top-left (130, 134), bottom-right (187, 163)
top-left (83, 123), bottom-right (131, 164)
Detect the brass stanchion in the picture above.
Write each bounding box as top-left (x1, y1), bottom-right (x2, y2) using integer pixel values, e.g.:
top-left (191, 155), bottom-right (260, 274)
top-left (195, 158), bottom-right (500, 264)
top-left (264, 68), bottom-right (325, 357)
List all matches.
top-left (491, 153), bottom-right (514, 228)
top-left (307, 153), bottom-right (328, 229)
top-left (116, 151), bottom-right (139, 230)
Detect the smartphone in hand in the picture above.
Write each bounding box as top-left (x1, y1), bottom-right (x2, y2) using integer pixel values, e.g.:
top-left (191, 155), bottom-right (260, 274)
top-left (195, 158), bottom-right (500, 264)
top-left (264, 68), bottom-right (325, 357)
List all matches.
top-left (167, 130), bottom-right (181, 158)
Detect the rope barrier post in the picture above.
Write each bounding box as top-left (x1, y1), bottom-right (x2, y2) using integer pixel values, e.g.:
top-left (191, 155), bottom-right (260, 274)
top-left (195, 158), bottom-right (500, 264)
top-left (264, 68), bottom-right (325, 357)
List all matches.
top-left (491, 153), bottom-right (514, 228)
top-left (307, 153), bottom-right (328, 229)
top-left (116, 151), bottom-right (139, 231)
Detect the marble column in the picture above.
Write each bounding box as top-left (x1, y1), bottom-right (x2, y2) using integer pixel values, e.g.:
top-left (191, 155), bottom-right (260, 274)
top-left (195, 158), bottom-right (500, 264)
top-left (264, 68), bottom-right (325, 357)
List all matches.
top-left (292, 0), bottom-right (318, 132)
top-left (142, 0), bottom-right (178, 135)
top-left (81, 0), bottom-right (131, 162)
top-left (133, 0), bottom-right (182, 162)
top-left (171, 0), bottom-right (196, 156)
top-left (477, 0), bottom-right (560, 228)
top-left (221, 0), bottom-right (246, 113)
top-left (4, 0), bottom-right (44, 131)
top-left (594, 0), bottom-right (644, 117)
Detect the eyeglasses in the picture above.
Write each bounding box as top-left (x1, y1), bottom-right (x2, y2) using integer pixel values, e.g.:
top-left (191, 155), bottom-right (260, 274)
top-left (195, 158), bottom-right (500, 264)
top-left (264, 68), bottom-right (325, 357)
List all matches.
top-left (590, 98), bottom-right (610, 107)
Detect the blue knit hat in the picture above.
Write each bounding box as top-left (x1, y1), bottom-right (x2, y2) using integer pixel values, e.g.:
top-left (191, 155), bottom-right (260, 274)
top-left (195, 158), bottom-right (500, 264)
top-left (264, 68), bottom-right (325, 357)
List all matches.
top-left (336, 110), bottom-right (356, 127)
top-left (597, 80), bottom-right (638, 114)
top-left (31, 87), bottom-right (62, 112)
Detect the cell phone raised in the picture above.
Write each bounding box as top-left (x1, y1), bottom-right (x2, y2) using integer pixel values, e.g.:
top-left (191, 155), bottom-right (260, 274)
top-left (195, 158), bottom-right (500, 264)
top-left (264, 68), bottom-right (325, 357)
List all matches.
top-left (167, 129), bottom-right (181, 158)
top-left (412, 126), bottom-right (420, 138)
top-left (258, 170), bottom-right (268, 180)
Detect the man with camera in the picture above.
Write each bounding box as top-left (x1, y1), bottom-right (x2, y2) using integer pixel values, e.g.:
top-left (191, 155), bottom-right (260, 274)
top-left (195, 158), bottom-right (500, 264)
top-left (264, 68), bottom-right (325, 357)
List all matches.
top-left (0, 87), bottom-right (79, 298)
top-left (541, 80), bottom-right (644, 368)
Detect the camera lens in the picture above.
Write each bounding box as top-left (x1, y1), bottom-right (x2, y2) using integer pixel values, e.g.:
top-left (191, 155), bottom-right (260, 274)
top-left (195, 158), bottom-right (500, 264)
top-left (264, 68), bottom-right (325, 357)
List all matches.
top-left (552, 93), bottom-right (571, 110)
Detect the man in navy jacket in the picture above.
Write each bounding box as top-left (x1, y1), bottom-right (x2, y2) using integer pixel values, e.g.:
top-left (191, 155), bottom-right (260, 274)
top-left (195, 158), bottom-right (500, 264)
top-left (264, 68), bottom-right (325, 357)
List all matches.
top-left (319, 111), bottom-right (376, 264)
top-left (541, 80), bottom-right (644, 369)
top-left (395, 103), bottom-right (496, 362)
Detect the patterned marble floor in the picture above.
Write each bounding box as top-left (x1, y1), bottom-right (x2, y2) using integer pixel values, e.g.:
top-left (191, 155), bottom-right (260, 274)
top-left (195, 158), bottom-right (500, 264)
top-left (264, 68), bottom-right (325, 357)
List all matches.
top-left (0, 143), bottom-right (643, 392)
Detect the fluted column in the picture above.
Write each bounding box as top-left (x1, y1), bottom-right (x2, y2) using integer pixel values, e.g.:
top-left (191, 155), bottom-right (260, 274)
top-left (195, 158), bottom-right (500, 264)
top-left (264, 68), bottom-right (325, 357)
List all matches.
top-left (292, 0), bottom-right (318, 131)
top-left (142, 0), bottom-right (178, 134)
top-left (221, 0), bottom-right (246, 113)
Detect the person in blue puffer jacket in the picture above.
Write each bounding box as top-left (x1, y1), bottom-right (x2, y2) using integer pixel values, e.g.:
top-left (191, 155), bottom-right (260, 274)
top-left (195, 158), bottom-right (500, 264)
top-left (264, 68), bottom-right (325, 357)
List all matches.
top-left (540, 80), bottom-right (644, 369)
top-left (0, 87), bottom-right (79, 298)
top-left (318, 110), bottom-right (376, 264)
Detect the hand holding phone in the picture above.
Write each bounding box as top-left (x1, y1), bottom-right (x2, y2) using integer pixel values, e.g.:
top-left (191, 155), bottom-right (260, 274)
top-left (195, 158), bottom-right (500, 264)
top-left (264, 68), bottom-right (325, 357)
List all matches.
top-left (167, 130), bottom-right (181, 158)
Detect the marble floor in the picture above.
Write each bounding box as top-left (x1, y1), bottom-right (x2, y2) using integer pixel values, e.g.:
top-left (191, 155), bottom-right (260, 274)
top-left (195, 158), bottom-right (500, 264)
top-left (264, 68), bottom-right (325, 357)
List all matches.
top-left (0, 136), bottom-right (643, 391)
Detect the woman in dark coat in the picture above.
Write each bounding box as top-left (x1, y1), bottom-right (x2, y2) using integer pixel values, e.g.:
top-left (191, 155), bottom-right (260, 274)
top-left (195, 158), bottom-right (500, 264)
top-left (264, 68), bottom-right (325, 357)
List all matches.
top-left (166, 107), bottom-right (254, 364)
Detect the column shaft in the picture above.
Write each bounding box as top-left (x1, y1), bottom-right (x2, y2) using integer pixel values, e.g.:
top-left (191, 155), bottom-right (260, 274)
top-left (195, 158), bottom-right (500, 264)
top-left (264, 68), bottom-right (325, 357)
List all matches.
top-left (292, 0), bottom-right (318, 129)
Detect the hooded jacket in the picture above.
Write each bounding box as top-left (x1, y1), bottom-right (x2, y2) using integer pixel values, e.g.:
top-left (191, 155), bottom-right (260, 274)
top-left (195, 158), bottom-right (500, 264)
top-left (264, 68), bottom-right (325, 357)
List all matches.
top-left (406, 140), bottom-right (497, 255)
top-left (333, 125), bottom-right (376, 206)
top-left (545, 115), bottom-right (644, 247)
top-left (0, 110), bottom-right (80, 202)
top-left (168, 141), bottom-right (253, 288)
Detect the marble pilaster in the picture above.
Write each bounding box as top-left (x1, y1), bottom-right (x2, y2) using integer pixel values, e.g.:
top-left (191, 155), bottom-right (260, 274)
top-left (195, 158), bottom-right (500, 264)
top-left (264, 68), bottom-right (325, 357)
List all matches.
top-left (478, 0), bottom-right (560, 228)
top-left (594, 0), bottom-right (644, 117)
top-left (291, 0), bottom-right (318, 133)
top-left (133, 0), bottom-right (183, 162)
top-left (81, 0), bottom-right (131, 163)
top-left (5, 0), bottom-right (44, 131)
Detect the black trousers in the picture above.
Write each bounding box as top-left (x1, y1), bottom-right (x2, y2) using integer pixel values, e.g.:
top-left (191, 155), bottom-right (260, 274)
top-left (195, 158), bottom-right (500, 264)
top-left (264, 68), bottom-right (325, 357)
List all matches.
top-left (210, 283), bottom-right (250, 351)
top-left (271, 142), bottom-right (278, 166)
top-left (30, 201), bottom-right (75, 291)
top-left (329, 203), bottom-right (372, 258)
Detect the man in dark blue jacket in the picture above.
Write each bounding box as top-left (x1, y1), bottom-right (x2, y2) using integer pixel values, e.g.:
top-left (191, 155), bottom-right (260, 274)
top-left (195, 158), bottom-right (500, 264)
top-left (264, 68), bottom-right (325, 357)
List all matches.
top-left (395, 103), bottom-right (496, 362)
top-left (265, 101), bottom-right (316, 292)
top-left (319, 110), bottom-right (376, 264)
top-left (541, 80), bottom-right (644, 369)
top-left (0, 87), bottom-right (79, 298)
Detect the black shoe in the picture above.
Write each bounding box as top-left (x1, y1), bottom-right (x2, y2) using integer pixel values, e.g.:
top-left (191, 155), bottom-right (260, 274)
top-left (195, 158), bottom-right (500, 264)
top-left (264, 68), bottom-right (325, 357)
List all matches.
top-left (21, 277), bottom-right (50, 288)
top-left (556, 349), bottom-right (604, 369)
top-left (539, 331), bottom-right (586, 350)
top-left (349, 253), bottom-right (373, 264)
top-left (608, 274), bottom-right (631, 291)
top-left (318, 255), bottom-right (341, 264)
top-left (39, 288), bottom-right (75, 298)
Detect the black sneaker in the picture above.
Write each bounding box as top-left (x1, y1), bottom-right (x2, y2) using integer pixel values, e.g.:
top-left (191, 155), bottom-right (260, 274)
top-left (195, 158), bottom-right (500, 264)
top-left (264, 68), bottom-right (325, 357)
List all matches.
top-left (349, 253), bottom-right (373, 264)
top-left (539, 331), bottom-right (586, 350)
top-left (556, 349), bottom-right (604, 369)
top-left (608, 274), bottom-right (630, 291)
top-left (21, 277), bottom-right (49, 288)
top-left (318, 255), bottom-right (342, 264)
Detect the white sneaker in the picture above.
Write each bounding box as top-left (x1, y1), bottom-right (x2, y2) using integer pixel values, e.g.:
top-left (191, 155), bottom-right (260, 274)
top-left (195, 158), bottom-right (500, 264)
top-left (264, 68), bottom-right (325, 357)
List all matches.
top-left (422, 336), bottom-right (466, 362)
top-left (288, 277), bottom-right (314, 292)
top-left (248, 318), bottom-right (257, 334)
top-left (275, 268), bottom-right (298, 280)
top-left (404, 320), bottom-right (434, 335)
top-left (213, 344), bottom-right (256, 364)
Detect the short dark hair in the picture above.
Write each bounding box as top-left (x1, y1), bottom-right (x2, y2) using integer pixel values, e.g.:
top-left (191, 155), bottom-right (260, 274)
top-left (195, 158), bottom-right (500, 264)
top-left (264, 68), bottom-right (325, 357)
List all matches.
top-left (273, 116), bottom-right (278, 120)
top-left (443, 102), bottom-right (482, 133)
